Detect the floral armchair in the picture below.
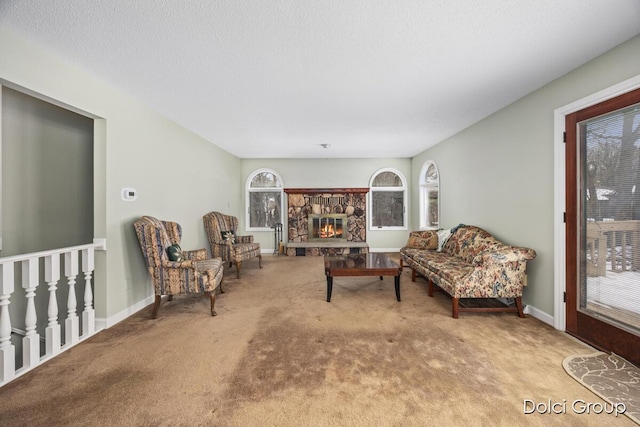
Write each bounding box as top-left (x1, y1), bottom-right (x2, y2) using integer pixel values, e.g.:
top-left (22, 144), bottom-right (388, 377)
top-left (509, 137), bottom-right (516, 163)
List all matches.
top-left (134, 216), bottom-right (224, 318)
top-left (203, 211), bottom-right (263, 279)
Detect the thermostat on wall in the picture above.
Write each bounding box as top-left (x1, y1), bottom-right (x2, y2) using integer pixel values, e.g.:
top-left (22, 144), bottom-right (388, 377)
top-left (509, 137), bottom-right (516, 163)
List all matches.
top-left (122, 188), bottom-right (137, 201)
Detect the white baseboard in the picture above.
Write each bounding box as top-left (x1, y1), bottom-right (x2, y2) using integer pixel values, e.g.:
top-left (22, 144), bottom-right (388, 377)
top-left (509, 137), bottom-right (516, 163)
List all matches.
top-left (524, 304), bottom-right (554, 327)
top-left (96, 295), bottom-right (155, 330)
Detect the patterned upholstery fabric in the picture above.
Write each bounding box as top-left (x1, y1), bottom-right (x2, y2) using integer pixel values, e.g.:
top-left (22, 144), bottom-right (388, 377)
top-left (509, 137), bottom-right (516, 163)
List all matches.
top-left (203, 211), bottom-right (263, 279)
top-left (400, 225), bottom-right (536, 318)
top-left (133, 216), bottom-right (224, 317)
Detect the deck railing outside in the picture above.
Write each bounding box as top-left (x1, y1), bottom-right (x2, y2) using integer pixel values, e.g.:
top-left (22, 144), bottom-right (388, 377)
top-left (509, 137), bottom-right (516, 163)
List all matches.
top-left (0, 241), bottom-right (104, 387)
top-left (586, 220), bottom-right (640, 276)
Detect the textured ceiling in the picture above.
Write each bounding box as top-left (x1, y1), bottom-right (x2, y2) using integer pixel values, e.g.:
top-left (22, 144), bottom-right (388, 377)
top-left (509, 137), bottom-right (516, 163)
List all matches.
top-left (1, 1), bottom-right (640, 158)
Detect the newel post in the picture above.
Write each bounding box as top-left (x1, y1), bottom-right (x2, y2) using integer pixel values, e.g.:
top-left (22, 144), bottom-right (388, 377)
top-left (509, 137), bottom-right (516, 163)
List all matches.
top-left (0, 262), bottom-right (15, 383)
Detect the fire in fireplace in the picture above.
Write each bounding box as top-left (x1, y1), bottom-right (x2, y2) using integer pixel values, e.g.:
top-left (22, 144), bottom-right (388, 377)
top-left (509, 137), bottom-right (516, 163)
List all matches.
top-left (308, 214), bottom-right (347, 242)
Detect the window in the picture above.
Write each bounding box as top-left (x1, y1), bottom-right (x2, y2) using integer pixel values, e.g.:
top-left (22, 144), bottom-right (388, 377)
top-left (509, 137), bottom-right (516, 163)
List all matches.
top-left (419, 161), bottom-right (439, 229)
top-left (246, 169), bottom-right (284, 230)
top-left (369, 168), bottom-right (407, 229)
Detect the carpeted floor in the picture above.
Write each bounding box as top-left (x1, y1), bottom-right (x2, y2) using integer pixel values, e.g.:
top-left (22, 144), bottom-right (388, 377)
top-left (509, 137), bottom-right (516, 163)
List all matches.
top-left (0, 254), bottom-right (637, 426)
top-left (563, 352), bottom-right (640, 425)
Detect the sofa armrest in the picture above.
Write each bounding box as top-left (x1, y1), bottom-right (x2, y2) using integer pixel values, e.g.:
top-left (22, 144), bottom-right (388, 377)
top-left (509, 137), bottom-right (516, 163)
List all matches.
top-left (462, 246), bottom-right (535, 298)
top-left (472, 245), bottom-right (537, 265)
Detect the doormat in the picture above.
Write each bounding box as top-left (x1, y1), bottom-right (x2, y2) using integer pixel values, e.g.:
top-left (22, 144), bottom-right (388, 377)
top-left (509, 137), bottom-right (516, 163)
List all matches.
top-left (563, 352), bottom-right (640, 425)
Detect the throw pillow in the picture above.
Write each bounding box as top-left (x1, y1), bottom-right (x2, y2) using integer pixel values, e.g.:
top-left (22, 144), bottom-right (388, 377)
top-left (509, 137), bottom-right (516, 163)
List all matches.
top-left (221, 230), bottom-right (236, 243)
top-left (437, 228), bottom-right (452, 252)
top-left (425, 234), bottom-right (439, 249)
top-left (405, 235), bottom-right (438, 250)
top-left (405, 236), bottom-right (423, 249)
top-left (167, 244), bottom-right (183, 262)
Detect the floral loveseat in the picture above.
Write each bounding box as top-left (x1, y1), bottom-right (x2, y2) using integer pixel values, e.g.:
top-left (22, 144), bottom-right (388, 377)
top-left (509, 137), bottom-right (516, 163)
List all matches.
top-left (400, 225), bottom-right (536, 318)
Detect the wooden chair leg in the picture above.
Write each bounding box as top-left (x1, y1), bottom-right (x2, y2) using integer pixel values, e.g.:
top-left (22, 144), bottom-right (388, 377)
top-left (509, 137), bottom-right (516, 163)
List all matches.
top-left (219, 278), bottom-right (225, 294)
top-left (515, 297), bottom-right (526, 318)
top-left (411, 268), bottom-right (416, 282)
top-left (452, 297), bottom-right (459, 319)
top-left (151, 295), bottom-right (161, 319)
top-left (210, 293), bottom-right (217, 316)
top-left (167, 294), bottom-right (173, 301)
top-left (235, 261), bottom-right (242, 279)
top-left (428, 279), bottom-right (434, 297)
top-left (258, 254), bottom-right (263, 268)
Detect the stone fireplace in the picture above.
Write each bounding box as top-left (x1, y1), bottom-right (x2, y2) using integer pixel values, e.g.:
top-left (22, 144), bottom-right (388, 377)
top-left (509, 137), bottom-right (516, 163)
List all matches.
top-left (284, 188), bottom-right (369, 256)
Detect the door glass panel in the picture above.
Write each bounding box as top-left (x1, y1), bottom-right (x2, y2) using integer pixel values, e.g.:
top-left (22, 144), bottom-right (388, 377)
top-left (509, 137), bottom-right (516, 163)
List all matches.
top-left (579, 102), bottom-right (640, 335)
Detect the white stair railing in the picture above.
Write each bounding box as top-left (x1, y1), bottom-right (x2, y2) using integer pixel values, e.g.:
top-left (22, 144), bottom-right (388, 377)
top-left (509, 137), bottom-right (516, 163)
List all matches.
top-left (0, 242), bottom-right (104, 387)
top-left (22, 257), bottom-right (39, 369)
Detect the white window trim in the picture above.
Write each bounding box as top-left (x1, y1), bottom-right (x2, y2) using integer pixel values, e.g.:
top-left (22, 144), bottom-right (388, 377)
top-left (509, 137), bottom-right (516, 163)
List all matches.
top-left (419, 160), bottom-right (439, 230)
top-left (245, 168), bottom-right (284, 232)
top-left (368, 167), bottom-right (408, 231)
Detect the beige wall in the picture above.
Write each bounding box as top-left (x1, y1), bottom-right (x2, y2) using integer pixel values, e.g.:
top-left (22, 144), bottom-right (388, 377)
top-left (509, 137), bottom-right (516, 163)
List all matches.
top-left (411, 34), bottom-right (640, 317)
top-left (0, 27), bottom-right (242, 321)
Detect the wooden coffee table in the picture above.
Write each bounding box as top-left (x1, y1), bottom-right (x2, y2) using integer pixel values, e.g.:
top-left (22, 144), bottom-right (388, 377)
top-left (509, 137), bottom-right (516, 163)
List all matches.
top-left (324, 253), bottom-right (402, 302)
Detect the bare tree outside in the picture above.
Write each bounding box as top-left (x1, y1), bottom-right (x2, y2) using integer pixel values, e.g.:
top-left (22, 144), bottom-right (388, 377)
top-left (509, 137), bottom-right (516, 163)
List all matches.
top-left (371, 191), bottom-right (404, 226)
top-left (249, 171), bottom-right (282, 228)
top-left (585, 106), bottom-right (640, 221)
top-left (371, 170), bottom-right (405, 228)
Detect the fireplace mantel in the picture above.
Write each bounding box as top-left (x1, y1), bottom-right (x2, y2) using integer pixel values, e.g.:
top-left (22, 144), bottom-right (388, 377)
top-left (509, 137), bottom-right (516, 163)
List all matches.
top-left (284, 188), bottom-right (369, 194)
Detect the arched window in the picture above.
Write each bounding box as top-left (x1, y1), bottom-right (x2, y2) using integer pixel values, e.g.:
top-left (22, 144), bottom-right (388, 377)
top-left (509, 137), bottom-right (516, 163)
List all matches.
top-left (419, 161), bottom-right (439, 229)
top-left (369, 168), bottom-right (407, 230)
top-left (246, 169), bottom-right (284, 230)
